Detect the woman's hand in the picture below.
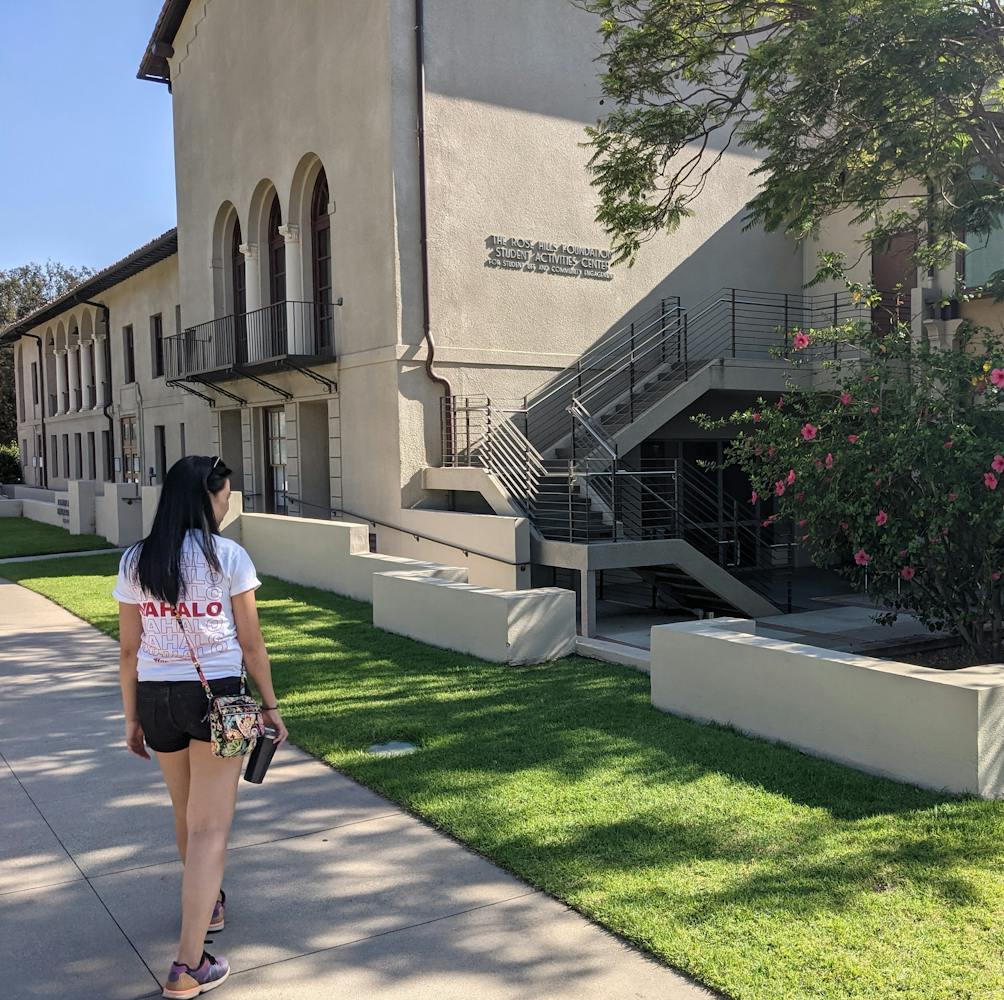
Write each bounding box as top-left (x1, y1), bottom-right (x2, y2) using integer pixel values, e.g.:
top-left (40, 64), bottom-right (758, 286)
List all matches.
top-left (125, 720), bottom-right (150, 760)
top-left (262, 707), bottom-right (288, 745)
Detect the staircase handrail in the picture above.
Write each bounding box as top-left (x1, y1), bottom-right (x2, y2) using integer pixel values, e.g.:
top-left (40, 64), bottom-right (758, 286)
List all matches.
top-left (524, 297), bottom-right (682, 410)
top-left (567, 398), bottom-right (618, 460)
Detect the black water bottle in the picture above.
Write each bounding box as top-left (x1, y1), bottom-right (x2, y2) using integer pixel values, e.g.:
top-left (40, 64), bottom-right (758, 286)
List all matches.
top-left (244, 726), bottom-right (278, 784)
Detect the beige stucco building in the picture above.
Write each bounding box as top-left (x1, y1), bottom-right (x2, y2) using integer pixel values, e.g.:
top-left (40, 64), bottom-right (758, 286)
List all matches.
top-left (6, 0), bottom-right (1001, 634)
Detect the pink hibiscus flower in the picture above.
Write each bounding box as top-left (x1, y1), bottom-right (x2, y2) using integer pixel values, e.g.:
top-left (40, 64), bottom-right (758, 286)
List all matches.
top-left (847, 434), bottom-right (859, 444)
top-left (875, 510), bottom-right (888, 526)
top-left (854, 548), bottom-right (872, 566)
top-left (948, 491), bottom-right (958, 502)
top-left (801, 423), bottom-right (818, 441)
top-left (752, 412), bottom-right (761, 423)
top-left (839, 522), bottom-right (850, 532)
top-left (991, 368), bottom-right (1004, 388)
top-left (870, 405), bottom-right (880, 415)
top-left (774, 480), bottom-right (786, 497)
top-left (793, 331), bottom-right (810, 350)
top-left (824, 453), bottom-right (834, 469)
top-left (839, 392), bottom-right (852, 406)
top-left (786, 469), bottom-right (796, 485)
top-left (901, 566), bottom-right (916, 581)
top-left (992, 454), bottom-right (1004, 474)
top-left (985, 472), bottom-right (999, 490)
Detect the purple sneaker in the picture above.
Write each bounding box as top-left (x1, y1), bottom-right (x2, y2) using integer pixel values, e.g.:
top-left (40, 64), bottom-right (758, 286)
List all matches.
top-left (162, 951), bottom-right (230, 998)
top-left (208, 889), bottom-right (225, 932)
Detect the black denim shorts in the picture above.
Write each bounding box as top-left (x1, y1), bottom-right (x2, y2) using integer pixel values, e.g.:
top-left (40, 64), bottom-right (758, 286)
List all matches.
top-left (136, 677), bottom-right (242, 753)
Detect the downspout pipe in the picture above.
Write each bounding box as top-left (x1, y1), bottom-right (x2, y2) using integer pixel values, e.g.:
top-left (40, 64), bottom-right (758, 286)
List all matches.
top-left (22, 333), bottom-right (47, 488)
top-left (415, 0), bottom-right (453, 446)
top-left (80, 299), bottom-right (115, 482)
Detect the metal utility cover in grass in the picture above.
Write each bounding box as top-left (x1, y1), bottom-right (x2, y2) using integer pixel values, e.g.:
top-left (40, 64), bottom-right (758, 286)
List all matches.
top-left (366, 741), bottom-right (417, 757)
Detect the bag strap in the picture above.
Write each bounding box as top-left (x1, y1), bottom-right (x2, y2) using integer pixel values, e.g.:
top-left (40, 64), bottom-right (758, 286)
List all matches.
top-left (172, 608), bottom-right (248, 700)
top-left (172, 610), bottom-right (215, 702)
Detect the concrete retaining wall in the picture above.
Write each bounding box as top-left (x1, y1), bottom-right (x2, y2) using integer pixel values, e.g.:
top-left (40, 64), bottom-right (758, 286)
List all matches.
top-left (0, 500), bottom-right (22, 517)
top-left (237, 512), bottom-right (577, 664)
top-left (650, 618), bottom-right (1004, 798)
top-left (20, 499), bottom-right (63, 528)
top-left (373, 571), bottom-right (576, 664)
top-left (95, 486), bottom-right (144, 547)
top-left (240, 513), bottom-right (467, 603)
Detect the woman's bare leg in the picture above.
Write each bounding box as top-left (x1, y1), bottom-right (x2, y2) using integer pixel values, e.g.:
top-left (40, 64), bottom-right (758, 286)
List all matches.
top-left (175, 740), bottom-right (242, 968)
top-left (156, 748), bottom-right (191, 862)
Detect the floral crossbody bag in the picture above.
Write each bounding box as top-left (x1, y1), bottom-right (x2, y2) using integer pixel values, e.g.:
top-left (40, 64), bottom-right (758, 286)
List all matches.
top-left (173, 610), bottom-right (265, 758)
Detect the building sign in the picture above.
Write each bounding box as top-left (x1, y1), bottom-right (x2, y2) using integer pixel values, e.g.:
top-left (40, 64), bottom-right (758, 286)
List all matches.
top-left (486, 235), bottom-right (614, 281)
top-left (56, 497), bottom-right (71, 527)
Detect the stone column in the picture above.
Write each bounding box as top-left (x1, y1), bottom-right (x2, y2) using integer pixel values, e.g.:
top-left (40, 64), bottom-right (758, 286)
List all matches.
top-left (239, 242), bottom-right (261, 361)
top-left (55, 348), bottom-right (68, 414)
top-left (79, 341), bottom-right (94, 410)
top-left (278, 224), bottom-right (302, 353)
top-left (67, 345), bottom-right (80, 412)
top-left (579, 569), bottom-right (597, 638)
top-left (93, 334), bottom-right (107, 408)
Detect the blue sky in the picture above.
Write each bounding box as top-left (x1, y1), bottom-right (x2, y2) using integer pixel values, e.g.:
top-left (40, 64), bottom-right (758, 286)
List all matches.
top-left (0, 1), bottom-right (176, 272)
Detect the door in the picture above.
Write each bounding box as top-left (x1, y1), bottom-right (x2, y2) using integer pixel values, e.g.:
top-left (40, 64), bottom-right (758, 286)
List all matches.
top-left (872, 233), bottom-right (916, 331)
top-left (263, 407), bottom-right (288, 515)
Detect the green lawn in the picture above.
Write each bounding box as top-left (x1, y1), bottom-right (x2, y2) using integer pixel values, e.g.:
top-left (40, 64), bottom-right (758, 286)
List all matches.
top-left (4, 552), bottom-right (1004, 1000)
top-left (0, 517), bottom-right (114, 559)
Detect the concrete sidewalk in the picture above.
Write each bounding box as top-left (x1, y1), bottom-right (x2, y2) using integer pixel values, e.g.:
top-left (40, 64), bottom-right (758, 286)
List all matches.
top-left (0, 579), bottom-right (716, 1000)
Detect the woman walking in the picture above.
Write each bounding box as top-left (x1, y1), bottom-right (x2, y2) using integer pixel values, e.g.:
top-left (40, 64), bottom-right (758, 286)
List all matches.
top-left (115, 455), bottom-right (287, 998)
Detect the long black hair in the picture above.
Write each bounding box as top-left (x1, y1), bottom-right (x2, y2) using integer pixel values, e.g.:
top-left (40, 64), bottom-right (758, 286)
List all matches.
top-left (126, 455), bottom-right (233, 606)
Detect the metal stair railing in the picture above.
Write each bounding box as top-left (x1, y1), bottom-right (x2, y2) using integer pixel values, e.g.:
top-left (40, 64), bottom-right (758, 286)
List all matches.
top-left (440, 395), bottom-right (547, 512)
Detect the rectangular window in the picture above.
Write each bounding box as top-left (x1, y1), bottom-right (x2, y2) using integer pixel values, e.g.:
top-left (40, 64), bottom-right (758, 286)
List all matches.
top-left (120, 416), bottom-right (139, 484)
top-left (103, 429), bottom-right (114, 482)
top-left (74, 433), bottom-right (83, 480)
top-left (179, 422), bottom-right (186, 458)
top-left (87, 431), bottom-right (96, 480)
top-left (154, 425), bottom-right (167, 483)
top-left (61, 435), bottom-right (69, 479)
top-left (21, 438), bottom-right (28, 476)
top-left (31, 362), bottom-right (39, 404)
top-left (150, 314), bottom-right (164, 378)
top-left (123, 325), bottom-right (135, 384)
top-left (50, 435), bottom-right (58, 477)
top-left (103, 336), bottom-right (112, 405)
top-left (965, 225), bottom-right (1004, 289)
top-left (263, 406), bottom-right (288, 515)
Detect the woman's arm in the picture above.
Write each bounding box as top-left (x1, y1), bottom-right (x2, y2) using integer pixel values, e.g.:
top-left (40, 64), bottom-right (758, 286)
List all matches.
top-left (119, 603), bottom-right (149, 760)
top-left (232, 589), bottom-right (288, 744)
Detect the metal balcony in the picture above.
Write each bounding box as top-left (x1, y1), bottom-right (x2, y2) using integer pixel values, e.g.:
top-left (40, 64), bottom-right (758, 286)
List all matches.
top-left (165, 300), bottom-right (335, 383)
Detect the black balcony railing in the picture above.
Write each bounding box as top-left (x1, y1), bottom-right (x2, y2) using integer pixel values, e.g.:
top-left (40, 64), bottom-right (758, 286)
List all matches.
top-left (165, 300), bottom-right (333, 380)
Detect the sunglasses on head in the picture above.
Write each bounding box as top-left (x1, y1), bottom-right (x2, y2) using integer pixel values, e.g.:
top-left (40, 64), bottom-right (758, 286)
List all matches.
top-left (208, 455), bottom-right (222, 474)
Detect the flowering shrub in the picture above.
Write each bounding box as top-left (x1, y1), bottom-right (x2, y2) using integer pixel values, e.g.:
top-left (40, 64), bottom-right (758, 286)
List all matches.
top-left (0, 441), bottom-right (22, 485)
top-left (712, 315), bottom-right (1004, 662)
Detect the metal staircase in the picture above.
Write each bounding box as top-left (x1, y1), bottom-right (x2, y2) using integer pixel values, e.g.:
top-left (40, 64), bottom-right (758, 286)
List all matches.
top-left (439, 286), bottom-right (901, 618)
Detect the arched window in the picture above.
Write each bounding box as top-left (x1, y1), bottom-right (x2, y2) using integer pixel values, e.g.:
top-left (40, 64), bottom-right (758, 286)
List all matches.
top-left (311, 169), bottom-right (333, 353)
top-left (231, 220), bottom-right (246, 317)
top-left (268, 195), bottom-right (285, 306)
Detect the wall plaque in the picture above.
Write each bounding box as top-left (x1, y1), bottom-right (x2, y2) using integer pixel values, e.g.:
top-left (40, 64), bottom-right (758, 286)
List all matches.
top-left (485, 235), bottom-right (614, 281)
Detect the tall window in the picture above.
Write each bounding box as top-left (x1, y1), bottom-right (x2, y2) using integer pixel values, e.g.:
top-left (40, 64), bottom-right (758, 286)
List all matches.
top-left (123, 325), bottom-right (135, 384)
top-left (87, 432), bottom-right (96, 480)
top-left (74, 433), bottom-right (83, 480)
top-left (31, 362), bottom-right (39, 404)
top-left (179, 422), bottom-right (186, 458)
top-left (263, 406), bottom-right (288, 515)
top-left (61, 435), bottom-right (69, 480)
top-left (154, 425), bottom-right (167, 483)
top-left (268, 195), bottom-right (286, 305)
top-left (150, 314), bottom-right (164, 378)
top-left (311, 169), bottom-right (333, 353)
top-left (103, 429), bottom-right (114, 482)
top-left (231, 221), bottom-right (246, 316)
top-left (50, 434), bottom-right (58, 477)
top-left (120, 417), bottom-right (139, 484)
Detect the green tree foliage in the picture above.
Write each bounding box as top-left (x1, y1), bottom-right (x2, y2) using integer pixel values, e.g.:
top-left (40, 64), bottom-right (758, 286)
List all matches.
top-left (581, 0), bottom-right (1004, 280)
top-left (0, 261), bottom-right (93, 444)
top-left (704, 305), bottom-right (1004, 661)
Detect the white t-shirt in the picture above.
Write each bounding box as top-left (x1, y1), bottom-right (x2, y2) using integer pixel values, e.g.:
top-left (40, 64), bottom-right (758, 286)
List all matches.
top-left (113, 532), bottom-right (262, 682)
